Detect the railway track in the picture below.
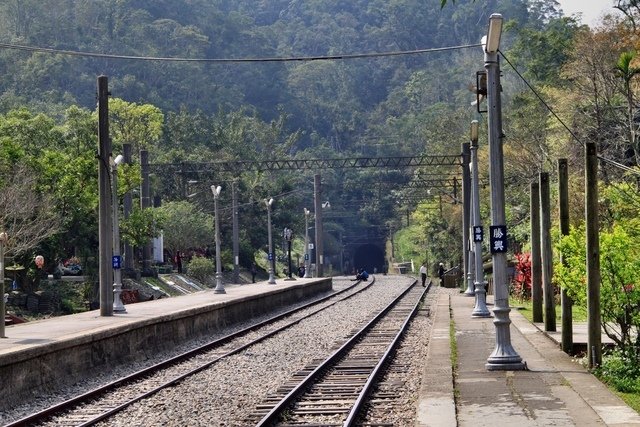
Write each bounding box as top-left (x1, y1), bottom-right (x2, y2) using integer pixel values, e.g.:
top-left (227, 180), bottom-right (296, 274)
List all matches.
top-left (249, 279), bottom-right (430, 426)
top-left (5, 278), bottom-right (375, 427)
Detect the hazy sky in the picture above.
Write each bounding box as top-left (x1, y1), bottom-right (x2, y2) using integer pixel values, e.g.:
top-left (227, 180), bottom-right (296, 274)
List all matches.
top-left (556, 0), bottom-right (622, 26)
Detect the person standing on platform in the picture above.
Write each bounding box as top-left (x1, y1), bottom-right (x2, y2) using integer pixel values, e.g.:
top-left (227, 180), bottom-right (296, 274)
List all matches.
top-left (251, 263), bottom-right (257, 283)
top-left (438, 262), bottom-right (445, 285)
top-left (420, 262), bottom-right (427, 287)
top-left (175, 251), bottom-right (183, 273)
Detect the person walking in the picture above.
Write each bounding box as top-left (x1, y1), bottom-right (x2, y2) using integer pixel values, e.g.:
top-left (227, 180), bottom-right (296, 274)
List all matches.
top-left (419, 262), bottom-right (427, 287)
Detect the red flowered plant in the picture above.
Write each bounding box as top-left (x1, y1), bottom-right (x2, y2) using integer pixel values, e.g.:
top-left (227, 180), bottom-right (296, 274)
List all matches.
top-left (511, 252), bottom-right (532, 301)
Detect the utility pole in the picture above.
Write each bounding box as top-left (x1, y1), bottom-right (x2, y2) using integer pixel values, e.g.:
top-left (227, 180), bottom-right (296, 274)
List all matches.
top-left (462, 142), bottom-right (474, 296)
top-left (540, 172), bottom-right (556, 331)
top-left (97, 75), bottom-right (113, 316)
top-left (0, 232), bottom-right (7, 337)
top-left (470, 120), bottom-right (491, 318)
top-left (530, 182), bottom-right (543, 323)
top-left (314, 174), bottom-right (324, 277)
top-left (483, 14), bottom-right (525, 370)
top-left (232, 180), bottom-right (240, 283)
top-left (123, 143), bottom-right (134, 273)
top-left (585, 142), bottom-right (601, 368)
top-left (140, 149), bottom-right (151, 275)
top-left (558, 159), bottom-right (573, 353)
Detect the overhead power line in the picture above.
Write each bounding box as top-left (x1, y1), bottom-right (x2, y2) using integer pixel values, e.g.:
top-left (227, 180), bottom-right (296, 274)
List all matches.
top-left (0, 42), bottom-right (481, 63)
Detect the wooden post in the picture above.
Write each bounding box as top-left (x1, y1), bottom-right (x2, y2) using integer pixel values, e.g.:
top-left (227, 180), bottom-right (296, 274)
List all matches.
top-left (558, 159), bottom-right (573, 353)
top-left (585, 142), bottom-right (601, 368)
top-left (530, 182), bottom-right (543, 323)
top-left (540, 172), bottom-right (556, 331)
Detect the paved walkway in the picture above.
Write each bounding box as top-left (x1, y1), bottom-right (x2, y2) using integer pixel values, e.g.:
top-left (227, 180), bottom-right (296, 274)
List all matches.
top-left (417, 289), bottom-right (640, 426)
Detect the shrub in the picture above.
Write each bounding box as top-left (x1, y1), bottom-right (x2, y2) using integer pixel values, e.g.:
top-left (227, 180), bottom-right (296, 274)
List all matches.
top-left (187, 256), bottom-right (215, 285)
top-left (595, 349), bottom-right (640, 393)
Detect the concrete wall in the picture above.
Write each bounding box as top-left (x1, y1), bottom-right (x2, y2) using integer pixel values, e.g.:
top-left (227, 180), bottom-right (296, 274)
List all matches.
top-left (0, 279), bottom-right (332, 410)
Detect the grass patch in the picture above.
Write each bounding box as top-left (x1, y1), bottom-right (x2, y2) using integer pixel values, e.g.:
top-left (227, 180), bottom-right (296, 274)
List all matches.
top-left (616, 391), bottom-right (640, 413)
top-left (510, 298), bottom-right (587, 323)
top-left (449, 304), bottom-right (460, 399)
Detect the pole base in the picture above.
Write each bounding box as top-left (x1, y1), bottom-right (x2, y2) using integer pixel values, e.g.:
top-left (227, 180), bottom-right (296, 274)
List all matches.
top-left (486, 360), bottom-right (527, 371)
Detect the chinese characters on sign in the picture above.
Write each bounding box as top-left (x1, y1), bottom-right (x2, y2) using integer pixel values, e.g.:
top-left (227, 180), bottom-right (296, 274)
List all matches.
top-left (112, 255), bottom-right (122, 269)
top-left (489, 225), bottom-right (507, 253)
top-left (473, 226), bottom-right (484, 242)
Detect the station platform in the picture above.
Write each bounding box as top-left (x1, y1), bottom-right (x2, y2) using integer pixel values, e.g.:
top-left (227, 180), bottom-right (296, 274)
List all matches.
top-left (417, 290), bottom-right (640, 427)
top-left (0, 277), bottom-right (331, 411)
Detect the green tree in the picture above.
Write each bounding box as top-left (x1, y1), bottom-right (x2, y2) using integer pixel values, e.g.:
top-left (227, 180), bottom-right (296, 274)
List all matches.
top-left (157, 201), bottom-right (213, 255)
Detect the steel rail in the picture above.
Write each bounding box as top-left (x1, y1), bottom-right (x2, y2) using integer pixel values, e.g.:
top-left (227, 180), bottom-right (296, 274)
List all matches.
top-left (253, 278), bottom-right (428, 427)
top-left (344, 279), bottom-right (433, 426)
top-left (5, 278), bottom-right (373, 427)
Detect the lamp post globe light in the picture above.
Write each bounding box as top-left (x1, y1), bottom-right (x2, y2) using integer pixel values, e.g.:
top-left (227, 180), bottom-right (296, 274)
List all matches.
top-left (483, 13), bottom-right (525, 370)
top-left (469, 121), bottom-right (491, 318)
top-left (211, 185), bottom-right (225, 294)
top-left (303, 208), bottom-right (311, 278)
top-left (265, 198), bottom-right (276, 284)
top-left (111, 154), bottom-right (127, 313)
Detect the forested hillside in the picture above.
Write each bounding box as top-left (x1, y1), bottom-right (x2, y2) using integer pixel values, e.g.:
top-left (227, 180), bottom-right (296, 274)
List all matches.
top-left (0, 0), bottom-right (637, 290)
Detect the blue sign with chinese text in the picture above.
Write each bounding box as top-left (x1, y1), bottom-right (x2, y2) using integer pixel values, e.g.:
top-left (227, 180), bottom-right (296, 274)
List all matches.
top-left (489, 225), bottom-right (507, 253)
top-left (473, 225), bottom-right (484, 242)
top-left (112, 255), bottom-right (122, 269)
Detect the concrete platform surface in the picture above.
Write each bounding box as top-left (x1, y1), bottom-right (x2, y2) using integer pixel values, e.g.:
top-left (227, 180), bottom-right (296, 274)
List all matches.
top-left (417, 290), bottom-right (640, 427)
top-left (0, 277), bottom-right (331, 410)
top-left (0, 278), bottom-right (325, 359)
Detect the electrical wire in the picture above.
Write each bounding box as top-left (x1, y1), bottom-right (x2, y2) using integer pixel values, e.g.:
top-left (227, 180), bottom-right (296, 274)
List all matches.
top-left (0, 42), bottom-right (482, 63)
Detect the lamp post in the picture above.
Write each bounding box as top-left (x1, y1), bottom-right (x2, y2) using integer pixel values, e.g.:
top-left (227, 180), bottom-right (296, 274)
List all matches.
top-left (470, 121), bottom-right (491, 318)
top-left (303, 208), bottom-right (311, 278)
top-left (483, 13), bottom-right (525, 370)
top-left (265, 198), bottom-right (276, 284)
top-left (283, 227), bottom-right (294, 280)
top-left (111, 154), bottom-right (127, 313)
top-left (211, 185), bottom-right (225, 294)
top-left (0, 232), bottom-right (7, 338)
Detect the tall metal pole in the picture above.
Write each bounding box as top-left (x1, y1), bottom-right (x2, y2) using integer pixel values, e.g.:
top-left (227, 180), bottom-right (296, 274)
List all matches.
top-left (470, 121), bottom-right (491, 318)
top-left (530, 182), bottom-right (543, 323)
top-left (123, 144), bottom-right (134, 272)
top-left (140, 149), bottom-right (151, 275)
top-left (212, 185), bottom-right (225, 294)
top-left (462, 142), bottom-right (474, 296)
top-left (112, 156), bottom-right (126, 313)
top-left (558, 159), bottom-right (573, 353)
top-left (232, 180), bottom-right (240, 284)
top-left (303, 208), bottom-right (310, 278)
top-left (585, 142), bottom-right (601, 368)
top-left (0, 232), bottom-right (7, 338)
top-left (284, 228), bottom-right (293, 280)
top-left (314, 174), bottom-right (324, 277)
top-left (266, 198), bottom-right (276, 284)
top-left (540, 172), bottom-right (556, 331)
top-left (98, 75), bottom-right (114, 316)
top-left (483, 14), bottom-right (525, 370)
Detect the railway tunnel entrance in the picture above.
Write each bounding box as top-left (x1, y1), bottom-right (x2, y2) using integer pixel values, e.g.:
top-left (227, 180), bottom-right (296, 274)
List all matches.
top-left (351, 243), bottom-right (385, 275)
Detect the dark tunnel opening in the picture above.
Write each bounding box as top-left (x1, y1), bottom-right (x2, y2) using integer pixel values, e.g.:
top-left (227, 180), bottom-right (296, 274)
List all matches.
top-left (351, 243), bottom-right (385, 274)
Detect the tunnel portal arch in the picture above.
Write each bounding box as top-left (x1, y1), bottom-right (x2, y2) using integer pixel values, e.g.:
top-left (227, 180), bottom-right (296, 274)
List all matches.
top-left (352, 243), bottom-right (385, 274)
